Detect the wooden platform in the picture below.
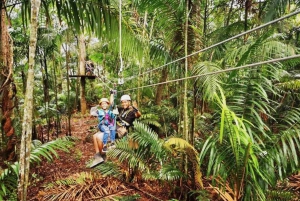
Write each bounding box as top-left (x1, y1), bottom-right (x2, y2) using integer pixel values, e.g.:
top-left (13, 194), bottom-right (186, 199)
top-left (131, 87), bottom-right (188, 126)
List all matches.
top-left (69, 75), bottom-right (96, 79)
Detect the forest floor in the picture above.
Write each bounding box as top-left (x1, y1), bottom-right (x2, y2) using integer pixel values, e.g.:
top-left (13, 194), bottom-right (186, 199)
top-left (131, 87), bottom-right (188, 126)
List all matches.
top-left (27, 115), bottom-right (172, 201)
top-left (26, 114), bottom-right (300, 201)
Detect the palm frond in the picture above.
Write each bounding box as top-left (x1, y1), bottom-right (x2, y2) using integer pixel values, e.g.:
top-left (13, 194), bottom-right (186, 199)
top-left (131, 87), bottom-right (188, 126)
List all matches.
top-left (156, 165), bottom-right (185, 181)
top-left (99, 122), bottom-right (191, 185)
top-left (266, 190), bottom-right (297, 201)
top-left (30, 136), bottom-right (76, 163)
top-left (138, 114), bottom-right (161, 128)
top-left (42, 171), bottom-right (129, 201)
top-left (0, 162), bottom-right (19, 200)
top-left (198, 88), bottom-right (270, 199)
top-left (276, 80), bottom-right (300, 90)
top-left (0, 137), bottom-right (75, 200)
top-left (95, 161), bottom-right (128, 181)
top-left (270, 129), bottom-right (300, 179)
top-left (193, 61), bottom-right (225, 101)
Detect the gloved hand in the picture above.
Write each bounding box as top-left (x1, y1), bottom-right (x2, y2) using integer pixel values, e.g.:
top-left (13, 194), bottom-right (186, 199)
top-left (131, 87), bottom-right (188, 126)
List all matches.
top-left (132, 101), bottom-right (139, 111)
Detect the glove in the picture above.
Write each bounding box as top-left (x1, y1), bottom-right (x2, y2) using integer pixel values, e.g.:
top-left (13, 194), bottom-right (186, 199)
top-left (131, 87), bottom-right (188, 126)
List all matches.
top-left (132, 101), bottom-right (139, 112)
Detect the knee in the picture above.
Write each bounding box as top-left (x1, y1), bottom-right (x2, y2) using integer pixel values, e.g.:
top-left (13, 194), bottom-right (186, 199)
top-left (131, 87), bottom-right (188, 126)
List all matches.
top-left (93, 134), bottom-right (97, 141)
top-left (103, 127), bottom-right (110, 133)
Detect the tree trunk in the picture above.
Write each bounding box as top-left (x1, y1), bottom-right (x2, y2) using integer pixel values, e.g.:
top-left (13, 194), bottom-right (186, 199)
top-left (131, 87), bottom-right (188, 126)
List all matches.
top-left (79, 33), bottom-right (87, 114)
top-left (64, 32), bottom-right (72, 136)
top-left (183, 0), bottom-right (189, 141)
top-left (18, 0), bottom-right (41, 200)
top-left (155, 68), bottom-right (168, 105)
top-left (0, 0), bottom-right (16, 161)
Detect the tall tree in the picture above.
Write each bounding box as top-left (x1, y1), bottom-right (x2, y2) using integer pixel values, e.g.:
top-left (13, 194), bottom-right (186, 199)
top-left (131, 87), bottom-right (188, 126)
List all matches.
top-left (0, 0), bottom-right (16, 161)
top-left (17, 0), bottom-right (41, 200)
top-left (79, 33), bottom-right (87, 114)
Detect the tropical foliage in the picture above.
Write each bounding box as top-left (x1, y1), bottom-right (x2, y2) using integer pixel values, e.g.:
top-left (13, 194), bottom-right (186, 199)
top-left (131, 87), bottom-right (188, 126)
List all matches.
top-left (1, 0), bottom-right (300, 200)
top-left (0, 137), bottom-right (75, 200)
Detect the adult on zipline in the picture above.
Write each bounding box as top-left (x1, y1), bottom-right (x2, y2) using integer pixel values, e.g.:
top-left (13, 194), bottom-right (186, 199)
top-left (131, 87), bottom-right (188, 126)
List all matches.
top-left (90, 91), bottom-right (141, 167)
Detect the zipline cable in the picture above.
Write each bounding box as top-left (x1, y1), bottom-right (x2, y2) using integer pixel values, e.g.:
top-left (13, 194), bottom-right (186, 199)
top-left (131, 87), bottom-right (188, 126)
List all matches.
top-left (125, 9), bottom-right (300, 81)
top-left (97, 75), bottom-right (114, 91)
top-left (118, 0), bottom-right (124, 85)
top-left (120, 54), bottom-right (300, 92)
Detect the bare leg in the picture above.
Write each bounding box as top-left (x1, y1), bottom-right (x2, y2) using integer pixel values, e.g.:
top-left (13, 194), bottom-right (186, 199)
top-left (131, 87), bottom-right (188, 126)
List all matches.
top-left (93, 133), bottom-right (103, 154)
top-left (93, 134), bottom-right (100, 153)
top-left (96, 136), bottom-right (103, 154)
top-left (90, 132), bottom-right (105, 167)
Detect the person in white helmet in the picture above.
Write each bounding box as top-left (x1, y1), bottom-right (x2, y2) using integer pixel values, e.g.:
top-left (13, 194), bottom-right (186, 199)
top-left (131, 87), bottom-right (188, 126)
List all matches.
top-left (110, 92), bottom-right (141, 137)
top-left (90, 92), bottom-right (141, 168)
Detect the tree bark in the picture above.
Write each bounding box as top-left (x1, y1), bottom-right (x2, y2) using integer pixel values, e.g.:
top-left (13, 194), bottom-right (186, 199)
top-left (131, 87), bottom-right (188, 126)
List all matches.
top-left (79, 33), bottom-right (87, 114)
top-left (0, 0), bottom-right (16, 161)
top-left (18, 0), bottom-right (41, 200)
top-left (155, 68), bottom-right (168, 105)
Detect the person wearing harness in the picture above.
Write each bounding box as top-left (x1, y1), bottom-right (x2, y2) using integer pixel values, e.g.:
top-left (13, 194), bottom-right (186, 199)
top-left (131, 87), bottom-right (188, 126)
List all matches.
top-left (112, 93), bottom-right (141, 138)
top-left (97, 98), bottom-right (116, 152)
top-left (90, 91), bottom-right (141, 168)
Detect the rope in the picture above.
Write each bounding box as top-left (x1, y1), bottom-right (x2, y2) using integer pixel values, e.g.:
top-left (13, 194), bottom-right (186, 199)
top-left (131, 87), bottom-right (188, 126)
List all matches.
top-left (96, 75), bottom-right (114, 90)
top-left (125, 9), bottom-right (300, 81)
top-left (118, 0), bottom-right (124, 85)
top-left (1, 1), bottom-right (23, 9)
top-left (120, 54), bottom-right (300, 92)
top-left (119, 0), bottom-right (123, 72)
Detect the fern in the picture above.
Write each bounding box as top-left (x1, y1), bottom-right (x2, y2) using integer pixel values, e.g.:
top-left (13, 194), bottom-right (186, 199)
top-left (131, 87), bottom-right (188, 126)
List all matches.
top-left (138, 113), bottom-right (161, 128)
top-left (192, 61), bottom-right (225, 101)
top-left (41, 171), bottom-right (129, 201)
top-left (30, 136), bottom-right (76, 163)
top-left (266, 190), bottom-right (296, 201)
top-left (96, 122), bottom-right (186, 186)
top-left (276, 80), bottom-right (300, 90)
top-left (0, 137), bottom-right (75, 200)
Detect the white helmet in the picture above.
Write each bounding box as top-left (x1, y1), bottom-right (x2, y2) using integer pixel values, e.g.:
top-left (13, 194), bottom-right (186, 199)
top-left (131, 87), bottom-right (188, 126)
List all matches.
top-left (99, 98), bottom-right (109, 105)
top-left (120, 94), bottom-right (131, 101)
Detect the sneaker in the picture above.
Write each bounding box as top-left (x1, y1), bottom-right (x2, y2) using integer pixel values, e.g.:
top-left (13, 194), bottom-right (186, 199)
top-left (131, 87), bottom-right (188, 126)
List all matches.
top-left (102, 145), bottom-right (108, 152)
top-left (94, 152), bottom-right (101, 159)
top-left (101, 153), bottom-right (107, 162)
top-left (90, 156), bottom-right (104, 168)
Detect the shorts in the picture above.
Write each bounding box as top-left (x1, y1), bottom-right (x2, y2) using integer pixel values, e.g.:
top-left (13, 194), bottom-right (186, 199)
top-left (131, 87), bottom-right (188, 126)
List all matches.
top-left (94, 131), bottom-right (104, 141)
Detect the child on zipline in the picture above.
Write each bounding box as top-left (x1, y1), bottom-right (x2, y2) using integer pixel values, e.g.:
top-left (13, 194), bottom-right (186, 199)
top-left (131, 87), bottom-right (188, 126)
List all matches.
top-left (90, 92), bottom-right (142, 168)
top-left (97, 98), bottom-right (116, 152)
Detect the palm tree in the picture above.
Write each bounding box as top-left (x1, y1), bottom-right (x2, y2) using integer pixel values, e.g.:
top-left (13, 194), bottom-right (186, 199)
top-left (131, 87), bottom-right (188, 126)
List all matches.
top-left (193, 26), bottom-right (300, 201)
top-left (15, 0), bottom-right (115, 199)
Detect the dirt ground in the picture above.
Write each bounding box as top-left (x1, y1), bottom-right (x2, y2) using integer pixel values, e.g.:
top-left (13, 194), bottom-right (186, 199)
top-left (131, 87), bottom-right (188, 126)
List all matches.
top-left (27, 115), bottom-right (170, 201)
top-left (26, 115), bottom-right (300, 201)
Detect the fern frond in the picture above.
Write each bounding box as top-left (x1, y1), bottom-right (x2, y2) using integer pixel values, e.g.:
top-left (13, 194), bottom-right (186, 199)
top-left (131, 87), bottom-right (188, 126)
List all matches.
top-left (107, 137), bottom-right (150, 172)
top-left (41, 171), bottom-right (128, 201)
top-left (0, 162), bottom-right (19, 199)
top-left (157, 165), bottom-right (185, 181)
top-left (193, 61), bottom-right (224, 101)
top-left (100, 122), bottom-right (167, 183)
top-left (138, 114), bottom-right (161, 128)
top-left (30, 137), bottom-right (76, 163)
top-left (94, 161), bottom-right (127, 181)
top-left (0, 137), bottom-right (76, 199)
top-left (275, 80), bottom-right (300, 90)
top-left (271, 128), bottom-right (300, 179)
